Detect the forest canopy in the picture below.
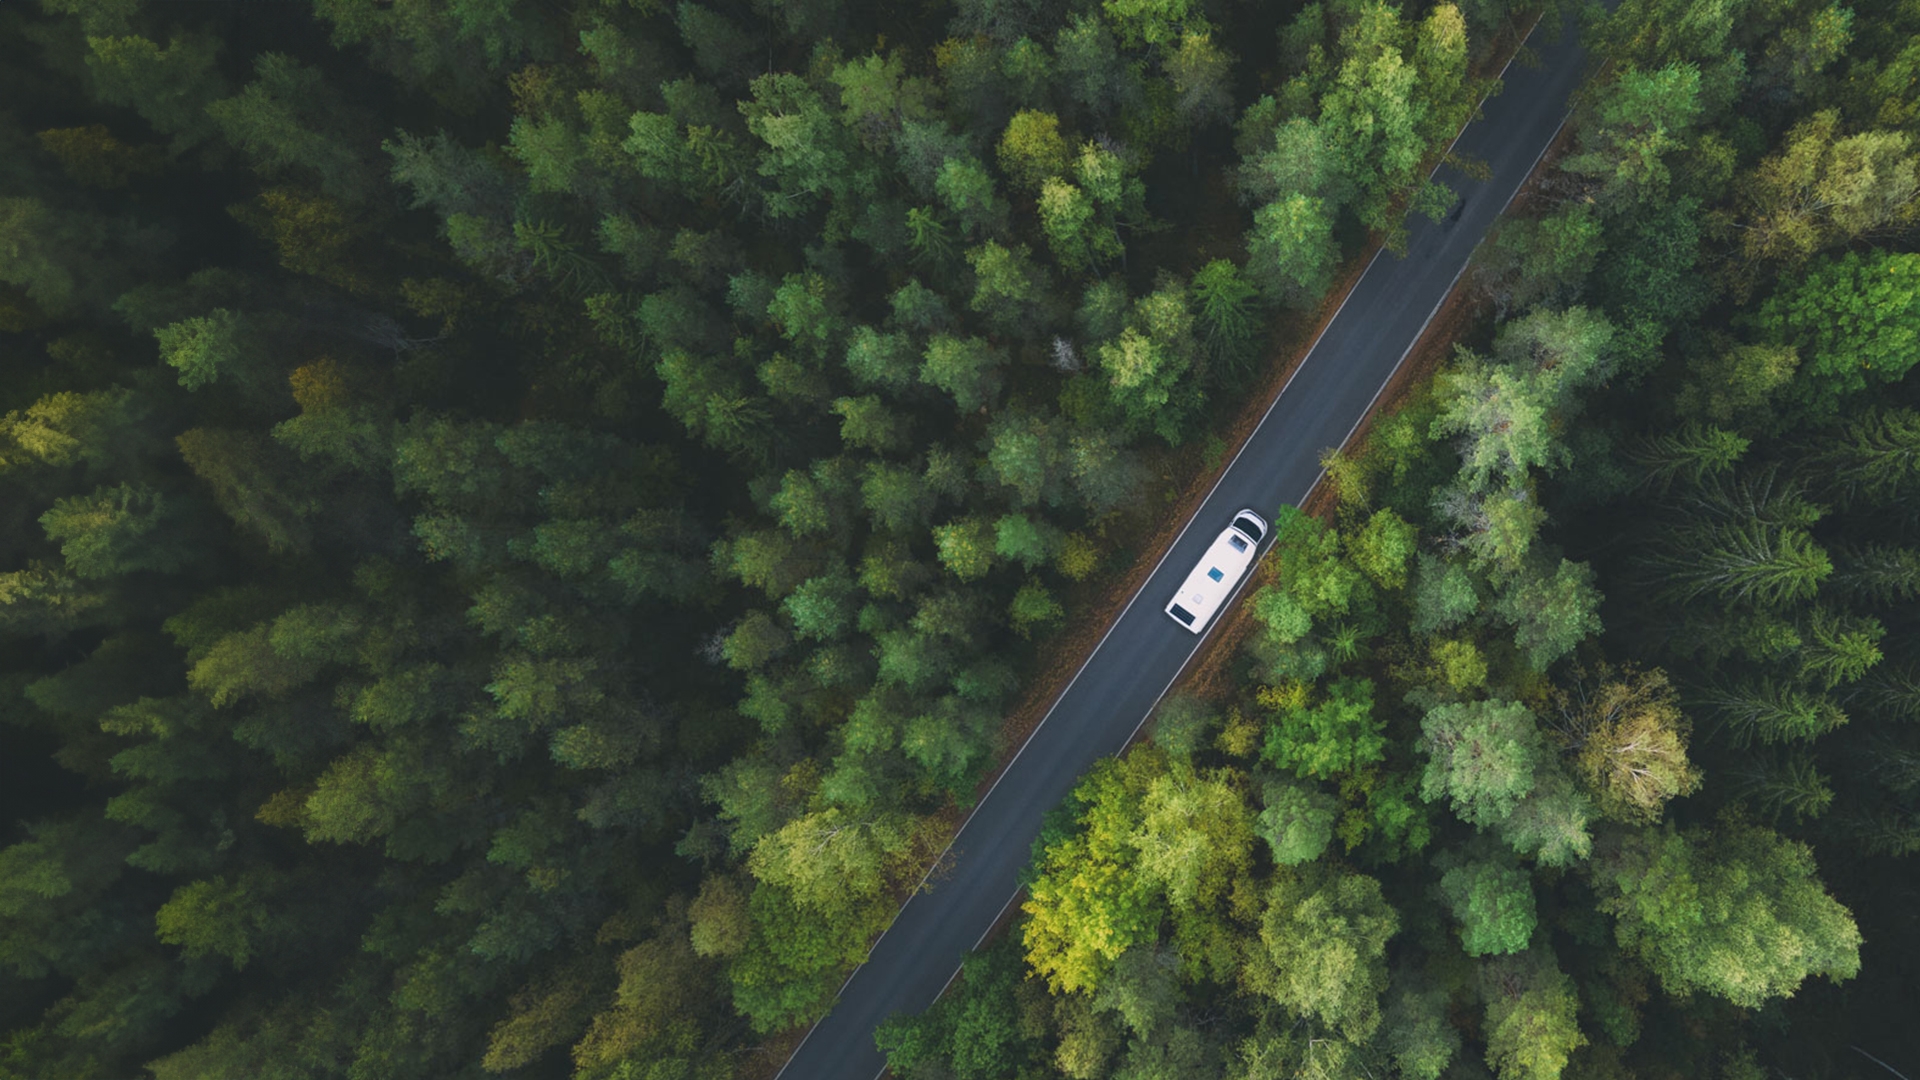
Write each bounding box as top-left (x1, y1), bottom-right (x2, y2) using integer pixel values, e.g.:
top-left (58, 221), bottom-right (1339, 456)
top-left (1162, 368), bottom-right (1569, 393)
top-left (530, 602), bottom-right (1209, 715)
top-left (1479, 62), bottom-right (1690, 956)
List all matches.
top-left (0, 0), bottom-right (1912, 1078)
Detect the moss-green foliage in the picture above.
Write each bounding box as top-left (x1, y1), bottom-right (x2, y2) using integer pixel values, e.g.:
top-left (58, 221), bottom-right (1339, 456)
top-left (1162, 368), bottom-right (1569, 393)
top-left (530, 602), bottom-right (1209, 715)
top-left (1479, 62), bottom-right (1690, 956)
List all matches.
top-left (876, 939), bottom-right (1051, 1079)
top-left (1752, 250), bottom-right (1920, 421)
top-left (2, 0), bottom-right (1906, 1075)
top-left (1437, 856), bottom-right (1536, 956)
top-left (1597, 820), bottom-right (1861, 1008)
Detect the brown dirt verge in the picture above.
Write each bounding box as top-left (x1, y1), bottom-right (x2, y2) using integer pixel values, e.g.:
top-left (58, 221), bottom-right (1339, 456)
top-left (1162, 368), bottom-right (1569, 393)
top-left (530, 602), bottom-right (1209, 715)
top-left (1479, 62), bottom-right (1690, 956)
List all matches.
top-left (737, 1029), bottom-right (808, 1080)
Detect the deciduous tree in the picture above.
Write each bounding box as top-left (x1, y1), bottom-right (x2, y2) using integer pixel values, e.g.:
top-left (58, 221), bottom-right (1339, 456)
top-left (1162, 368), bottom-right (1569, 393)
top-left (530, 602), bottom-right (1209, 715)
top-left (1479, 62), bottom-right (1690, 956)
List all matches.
top-left (1023, 751), bottom-right (1167, 994)
top-left (1596, 820), bottom-right (1862, 1007)
top-left (1248, 864), bottom-right (1398, 1040)
top-left (1438, 857), bottom-right (1536, 955)
top-left (1418, 699), bottom-right (1546, 828)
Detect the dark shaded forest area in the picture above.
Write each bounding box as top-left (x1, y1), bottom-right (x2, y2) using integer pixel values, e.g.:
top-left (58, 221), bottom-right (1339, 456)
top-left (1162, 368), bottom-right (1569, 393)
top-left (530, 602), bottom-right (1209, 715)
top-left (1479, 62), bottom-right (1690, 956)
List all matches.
top-left (0, 0), bottom-right (1912, 1077)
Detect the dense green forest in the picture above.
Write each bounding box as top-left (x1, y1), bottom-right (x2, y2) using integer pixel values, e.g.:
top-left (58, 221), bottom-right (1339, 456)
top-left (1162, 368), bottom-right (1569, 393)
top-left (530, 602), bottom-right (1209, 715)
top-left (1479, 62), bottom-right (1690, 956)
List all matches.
top-left (0, 0), bottom-right (1911, 1077)
top-left (877, 0), bottom-right (1920, 1077)
top-left (0, 0), bottom-right (1492, 1074)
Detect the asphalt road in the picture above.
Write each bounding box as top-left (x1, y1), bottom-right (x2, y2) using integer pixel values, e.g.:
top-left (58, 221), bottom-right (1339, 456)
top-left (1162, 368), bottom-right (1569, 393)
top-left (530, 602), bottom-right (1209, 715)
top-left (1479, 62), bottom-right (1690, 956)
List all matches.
top-left (776, 17), bottom-right (1596, 1080)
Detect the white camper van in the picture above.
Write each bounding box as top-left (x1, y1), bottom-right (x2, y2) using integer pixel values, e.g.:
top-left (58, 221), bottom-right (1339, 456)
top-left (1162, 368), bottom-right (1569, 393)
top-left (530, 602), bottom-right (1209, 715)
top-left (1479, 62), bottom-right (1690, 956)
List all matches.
top-left (1165, 509), bottom-right (1266, 634)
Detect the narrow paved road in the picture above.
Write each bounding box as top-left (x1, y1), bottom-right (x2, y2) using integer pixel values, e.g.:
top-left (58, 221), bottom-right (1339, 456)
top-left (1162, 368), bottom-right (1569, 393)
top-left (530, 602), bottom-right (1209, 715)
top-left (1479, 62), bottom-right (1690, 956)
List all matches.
top-left (777, 17), bottom-right (1594, 1080)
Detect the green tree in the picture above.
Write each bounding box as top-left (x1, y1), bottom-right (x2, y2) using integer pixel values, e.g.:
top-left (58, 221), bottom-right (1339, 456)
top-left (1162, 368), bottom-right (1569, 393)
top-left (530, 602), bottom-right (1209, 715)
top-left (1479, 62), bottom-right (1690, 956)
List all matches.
top-left (877, 942), bottom-right (1044, 1080)
top-left (83, 32), bottom-right (228, 153)
top-left (1056, 14), bottom-right (1142, 117)
top-left (1418, 699), bottom-right (1546, 828)
top-left (783, 571), bottom-right (855, 641)
top-left (1248, 865), bottom-right (1399, 1040)
top-left (921, 333), bottom-right (1005, 413)
top-left (206, 53), bottom-right (379, 201)
top-left (997, 110), bottom-right (1071, 190)
top-left (1245, 194), bottom-right (1337, 304)
top-left (844, 325), bottom-right (918, 391)
top-left (714, 528), bottom-right (813, 598)
top-left (1316, 3), bottom-right (1433, 239)
top-left (1694, 679), bottom-right (1845, 747)
top-left (1009, 581), bottom-right (1065, 636)
top-left (39, 483), bottom-right (196, 579)
top-left (1103, 0), bottom-right (1196, 48)
top-left (746, 808), bottom-right (923, 914)
top-left (1165, 32), bottom-right (1235, 128)
top-left (0, 388), bottom-right (144, 475)
top-left (1478, 949), bottom-right (1585, 1080)
top-left (1430, 353), bottom-right (1565, 493)
top-left (739, 73), bottom-right (853, 219)
top-left (1831, 542), bottom-right (1920, 605)
top-left (1549, 665), bottom-right (1702, 823)
top-left (966, 241), bottom-right (1049, 336)
top-left (1675, 344), bottom-right (1799, 423)
top-left (995, 514), bottom-right (1064, 569)
top-left (1806, 406), bottom-right (1920, 508)
top-left (934, 517), bottom-right (997, 581)
top-left (1727, 752), bottom-right (1836, 824)
top-left (1256, 779), bottom-right (1339, 865)
top-left (1492, 557), bottom-right (1604, 670)
top-left (1438, 858), bottom-right (1536, 956)
top-left (1562, 63), bottom-right (1704, 211)
top-left (1132, 762), bottom-right (1253, 911)
top-left (0, 197), bottom-right (132, 322)
top-left (1494, 767), bottom-right (1594, 867)
top-left (1736, 111), bottom-right (1919, 268)
top-left (152, 309), bottom-right (256, 391)
top-left (1411, 554), bottom-right (1480, 633)
top-left (1382, 981), bottom-right (1460, 1080)
top-left (1647, 519), bottom-right (1831, 609)
top-left (1039, 177), bottom-right (1121, 272)
top-left (889, 279), bottom-right (952, 332)
top-left (1411, 4), bottom-right (1473, 147)
top-left (153, 873), bottom-right (283, 971)
top-left (862, 462), bottom-right (935, 533)
top-left (728, 883), bottom-right (877, 1032)
top-left (1095, 280), bottom-right (1202, 444)
top-left (1261, 678), bottom-right (1387, 780)
top-left (770, 468), bottom-right (833, 538)
top-left (1754, 251), bottom-right (1920, 419)
top-left (1596, 820), bottom-right (1862, 1008)
top-left (985, 410), bottom-right (1070, 507)
top-left (936, 156), bottom-right (1009, 236)
top-left (766, 272), bottom-right (845, 360)
top-left (1068, 428), bottom-right (1146, 513)
top-left (176, 429), bottom-right (318, 553)
top-left (1489, 306), bottom-right (1617, 404)
top-left (1475, 206), bottom-right (1607, 317)
top-left (830, 51), bottom-right (934, 149)
top-left (674, 1), bottom-right (758, 81)
top-left (1348, 509), bottom-right (1417, 590)
top-left (1190, 258), bottom-right (1261, 370)
top-left (1624, 422), bottom-right (1750, 492)
top-left (1023, 751), bottom-right (1166, 994)
top-left (831, 395), bottom-right (908, 452)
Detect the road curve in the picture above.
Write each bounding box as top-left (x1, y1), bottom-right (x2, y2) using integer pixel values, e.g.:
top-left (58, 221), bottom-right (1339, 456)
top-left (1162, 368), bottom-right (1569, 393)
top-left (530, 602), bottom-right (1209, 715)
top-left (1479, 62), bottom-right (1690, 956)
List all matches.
top-left (776, 17), bottom-right (1595, 1080)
